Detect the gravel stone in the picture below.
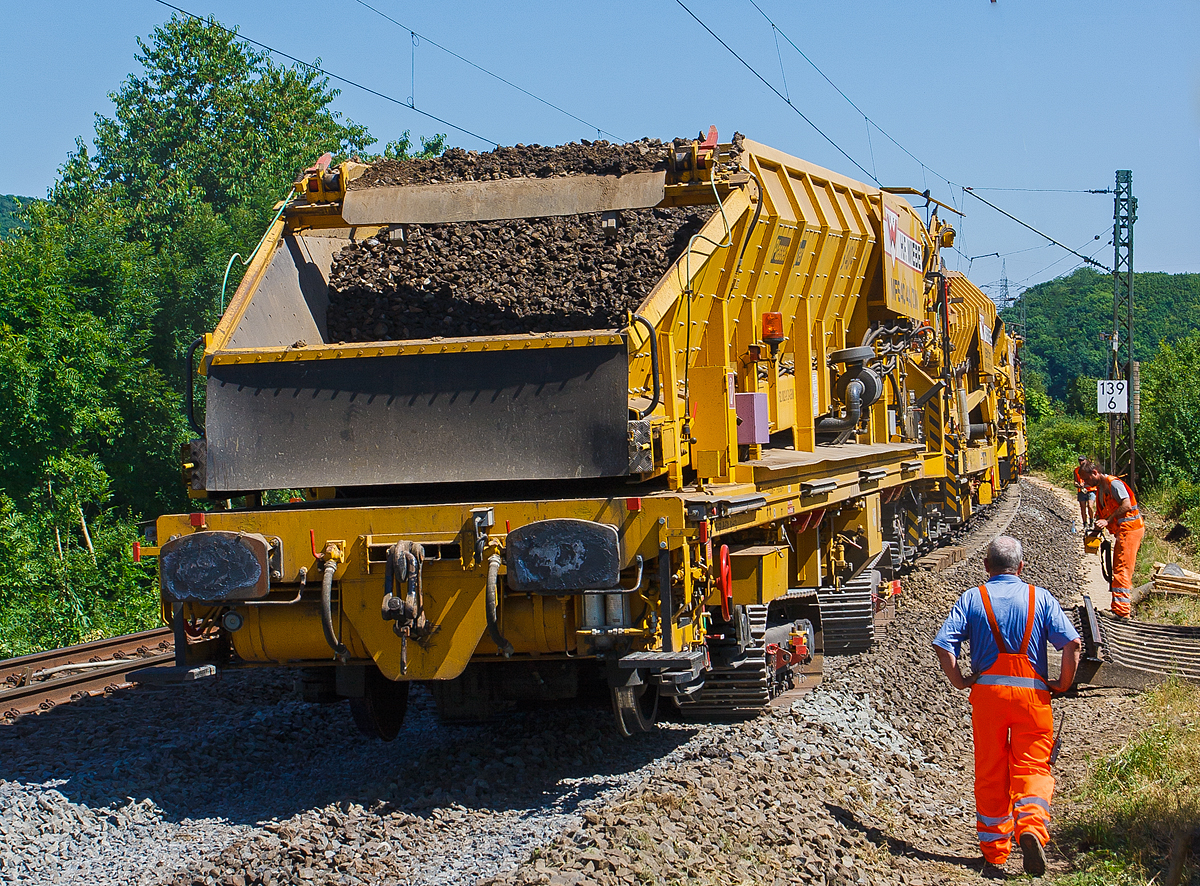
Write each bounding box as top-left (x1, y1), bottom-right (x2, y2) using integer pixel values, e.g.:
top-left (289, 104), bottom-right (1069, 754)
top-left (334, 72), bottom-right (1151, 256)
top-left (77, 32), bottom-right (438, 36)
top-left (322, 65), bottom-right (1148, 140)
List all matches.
top-left (0, 479), bottom-right (1142, 885)
top-left (350, 140), bottom-right (672, 190)
top-left (325, 208), bottom-right (710, 342)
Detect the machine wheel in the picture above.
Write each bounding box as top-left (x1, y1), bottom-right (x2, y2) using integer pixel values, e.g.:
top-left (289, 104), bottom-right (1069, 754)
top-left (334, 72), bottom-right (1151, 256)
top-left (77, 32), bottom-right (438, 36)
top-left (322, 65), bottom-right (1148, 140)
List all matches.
top-left (349, 669), bottom-right (410, 741)
top-left (611, 679), bottom-right (659, 736)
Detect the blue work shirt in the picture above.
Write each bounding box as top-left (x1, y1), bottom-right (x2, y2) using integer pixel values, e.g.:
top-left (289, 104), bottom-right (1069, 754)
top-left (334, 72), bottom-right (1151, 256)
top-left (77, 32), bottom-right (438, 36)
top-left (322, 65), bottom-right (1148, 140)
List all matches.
top-left (932, 573), bottom-right (1080, 680)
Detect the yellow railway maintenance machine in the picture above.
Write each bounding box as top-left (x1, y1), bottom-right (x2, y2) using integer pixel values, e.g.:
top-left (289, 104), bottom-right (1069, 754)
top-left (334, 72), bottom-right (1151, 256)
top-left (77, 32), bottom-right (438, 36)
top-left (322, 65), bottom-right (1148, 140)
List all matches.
top-left (150, 133), bottom-right (1020, 737)
top-left (880, 265), bottom-right (1028, 571)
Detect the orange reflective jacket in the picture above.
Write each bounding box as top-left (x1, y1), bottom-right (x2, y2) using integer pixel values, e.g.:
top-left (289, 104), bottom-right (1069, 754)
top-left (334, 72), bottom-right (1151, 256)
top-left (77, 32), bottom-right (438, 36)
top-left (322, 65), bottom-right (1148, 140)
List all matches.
top-left (1095, 474), bottom-right (1143, 533)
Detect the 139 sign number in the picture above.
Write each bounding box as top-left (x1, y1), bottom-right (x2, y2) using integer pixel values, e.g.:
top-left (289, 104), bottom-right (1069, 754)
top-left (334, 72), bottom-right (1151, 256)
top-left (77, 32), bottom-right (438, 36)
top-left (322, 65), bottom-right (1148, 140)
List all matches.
top-left (1097, 380), bottom-right (1128, 414)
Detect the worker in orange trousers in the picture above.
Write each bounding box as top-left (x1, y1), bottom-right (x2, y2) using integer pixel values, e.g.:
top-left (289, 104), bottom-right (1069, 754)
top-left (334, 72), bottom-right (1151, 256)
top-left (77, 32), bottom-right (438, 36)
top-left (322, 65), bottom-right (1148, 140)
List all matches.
top-left (1080, 460), bottom-right (1143, 618)
top-left (934, 536), bottom-right (1082, 876)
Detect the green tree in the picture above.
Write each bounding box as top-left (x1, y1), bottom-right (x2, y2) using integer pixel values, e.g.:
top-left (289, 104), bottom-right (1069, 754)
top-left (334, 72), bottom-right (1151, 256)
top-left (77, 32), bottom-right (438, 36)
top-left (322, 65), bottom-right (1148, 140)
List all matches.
top-left (0, 195), bottom-right (31, 237)
top-left (86, 15), bottom-right (373, 245)
top-left (0, 15), bottom-right (453, 652)
top-left (0, 196), bottom-right (182, 516)
top-left (1004, 268), bottom-right (1200, 400)
top-left (1139, 331), bottom-right (1200, 485)
top-left (1065, 375), bottom-right (1099, 416)
top-left (1022, 369), bottom-right (1056, 423)
top-left (54, 14), bottom-right (378, 370)
top-left (380, 130), bottom-right (447, 160)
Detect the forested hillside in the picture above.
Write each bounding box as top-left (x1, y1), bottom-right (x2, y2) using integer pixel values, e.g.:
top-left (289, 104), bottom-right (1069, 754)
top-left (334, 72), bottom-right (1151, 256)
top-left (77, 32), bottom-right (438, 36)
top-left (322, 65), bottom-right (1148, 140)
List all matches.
top-left (1003, 267), bottom-right (1200, 400)
top-left (1015, 266), bottom-right (1200, 539)
top-left (0, 195), bottom-right (31, 236)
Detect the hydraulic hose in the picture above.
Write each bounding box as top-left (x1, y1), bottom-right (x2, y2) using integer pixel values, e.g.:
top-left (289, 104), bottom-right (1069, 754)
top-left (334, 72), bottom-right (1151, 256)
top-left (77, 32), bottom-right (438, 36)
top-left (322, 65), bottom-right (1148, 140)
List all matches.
top-left (631, 315), bottom-right (660, 420)
top-left (485, 553), bottom-right (514, 658)
top-left (816, 378), bottom-right (864, 433)
top-left (1100, 539), bottom-right (1113, 585)
top-left (320, 559), bottom-right (348, 660)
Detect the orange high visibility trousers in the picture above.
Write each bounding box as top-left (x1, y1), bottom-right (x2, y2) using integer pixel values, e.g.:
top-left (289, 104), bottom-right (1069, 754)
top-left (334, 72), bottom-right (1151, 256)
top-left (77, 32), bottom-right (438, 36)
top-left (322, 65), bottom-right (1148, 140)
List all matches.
top-left (1110, 524), bottom-right (1144, 617)
top-left (970, 584), bottom-right (1055, 864)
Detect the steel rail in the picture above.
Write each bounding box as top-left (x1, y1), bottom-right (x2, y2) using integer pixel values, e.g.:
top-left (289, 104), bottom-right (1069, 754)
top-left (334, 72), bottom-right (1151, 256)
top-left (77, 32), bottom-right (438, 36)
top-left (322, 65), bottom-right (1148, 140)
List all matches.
top-left (0, 628), bottom-right (173, 722)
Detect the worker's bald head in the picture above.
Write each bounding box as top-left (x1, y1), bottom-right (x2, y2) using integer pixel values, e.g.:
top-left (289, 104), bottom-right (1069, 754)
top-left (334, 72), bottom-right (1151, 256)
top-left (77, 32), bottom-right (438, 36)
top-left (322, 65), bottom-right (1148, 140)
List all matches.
top-left (984, 535), bottom-right (1023, 575)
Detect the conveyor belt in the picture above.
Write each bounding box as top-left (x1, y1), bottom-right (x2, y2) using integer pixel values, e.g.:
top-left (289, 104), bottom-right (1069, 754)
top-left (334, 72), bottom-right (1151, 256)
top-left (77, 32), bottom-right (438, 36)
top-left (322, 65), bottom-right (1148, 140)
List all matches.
top-left (1096, 613), bottom-right (1200, 682)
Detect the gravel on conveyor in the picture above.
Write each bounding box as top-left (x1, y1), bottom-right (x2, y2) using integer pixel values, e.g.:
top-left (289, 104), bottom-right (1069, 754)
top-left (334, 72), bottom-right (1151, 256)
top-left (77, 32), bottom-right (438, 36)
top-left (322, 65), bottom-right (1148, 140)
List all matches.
top-left (324, 207), bottom-right (709, 342)
top-left (0, 479), bottom-right (1143, 886)
top-left (349, 140), bottom-right (670, 190)
top-left (326, 137), bottom-right (749, 343)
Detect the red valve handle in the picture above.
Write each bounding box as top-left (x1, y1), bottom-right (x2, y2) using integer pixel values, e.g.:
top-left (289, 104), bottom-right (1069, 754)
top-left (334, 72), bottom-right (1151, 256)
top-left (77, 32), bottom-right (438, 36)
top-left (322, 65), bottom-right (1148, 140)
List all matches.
top-left (719, 544), bottom-right (732, 622)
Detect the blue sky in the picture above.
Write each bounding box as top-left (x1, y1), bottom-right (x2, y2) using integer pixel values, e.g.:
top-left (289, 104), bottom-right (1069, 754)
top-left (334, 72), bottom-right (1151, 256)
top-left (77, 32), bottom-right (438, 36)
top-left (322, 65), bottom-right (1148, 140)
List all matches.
top-left (4, 1), bottom-right (1197, 297)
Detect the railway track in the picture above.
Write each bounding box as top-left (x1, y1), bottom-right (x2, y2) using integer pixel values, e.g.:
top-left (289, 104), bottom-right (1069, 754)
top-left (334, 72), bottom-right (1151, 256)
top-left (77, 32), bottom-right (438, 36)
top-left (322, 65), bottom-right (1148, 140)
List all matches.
top-left (913, 483), bottom-right (1024, 573)
top-left (0, 627), bottom-right (173, 722)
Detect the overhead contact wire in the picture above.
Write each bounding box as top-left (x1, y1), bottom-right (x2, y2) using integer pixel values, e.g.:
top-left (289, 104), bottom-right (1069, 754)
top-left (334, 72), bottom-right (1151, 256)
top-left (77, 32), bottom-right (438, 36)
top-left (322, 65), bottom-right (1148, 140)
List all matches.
top-left (352, 0), bottom-right (625, 141)
top-left (968, 186), bottom-right (1113, 194)
top-left (152, 0), bottom-right (499, 146)
top-left (963, 188), bottom-right (1113, 273)
top-left (747, 0), bottom-right (955, 192)
top-left (674, 0), bottom-right (879, 185)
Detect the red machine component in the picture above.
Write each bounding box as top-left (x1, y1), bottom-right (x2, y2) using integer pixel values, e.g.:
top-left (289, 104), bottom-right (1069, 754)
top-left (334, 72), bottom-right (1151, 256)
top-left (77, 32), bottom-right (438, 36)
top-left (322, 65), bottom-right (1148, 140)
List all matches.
top-left (766, 629), bottom-right (811, 668)
top-left (718, 544), bottom-right (732, 621)
top-left (792, 508), bottom-right (826, 534)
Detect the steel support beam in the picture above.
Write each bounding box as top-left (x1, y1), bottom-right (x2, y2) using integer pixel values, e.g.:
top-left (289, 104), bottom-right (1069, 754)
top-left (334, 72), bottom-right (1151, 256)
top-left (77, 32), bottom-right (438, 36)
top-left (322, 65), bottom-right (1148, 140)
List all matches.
top-left (1108, 170), bottom-right (1137, 485)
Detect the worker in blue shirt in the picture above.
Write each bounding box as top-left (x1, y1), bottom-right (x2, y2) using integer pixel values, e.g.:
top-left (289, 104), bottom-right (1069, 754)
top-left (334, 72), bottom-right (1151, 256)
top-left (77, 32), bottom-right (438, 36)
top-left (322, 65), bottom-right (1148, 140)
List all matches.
top-left (933, 535), bottom-right (1082, 877)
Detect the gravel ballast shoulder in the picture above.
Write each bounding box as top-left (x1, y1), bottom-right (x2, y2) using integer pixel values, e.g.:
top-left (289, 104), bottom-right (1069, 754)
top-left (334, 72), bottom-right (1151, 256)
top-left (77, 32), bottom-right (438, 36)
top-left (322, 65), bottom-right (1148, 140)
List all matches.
top-left (0, 479), bottom-right (1143, 885)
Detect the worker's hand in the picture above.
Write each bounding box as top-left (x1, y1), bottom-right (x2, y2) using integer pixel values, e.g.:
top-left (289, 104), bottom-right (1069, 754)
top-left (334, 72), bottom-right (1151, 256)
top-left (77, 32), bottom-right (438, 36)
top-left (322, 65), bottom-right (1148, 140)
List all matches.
top-left (951, 671), bottom-right (976, 691)
top-left (1094, 518), bottom-right (1108, 531)
top-left (1050, 677), bottom-right (1072, 693)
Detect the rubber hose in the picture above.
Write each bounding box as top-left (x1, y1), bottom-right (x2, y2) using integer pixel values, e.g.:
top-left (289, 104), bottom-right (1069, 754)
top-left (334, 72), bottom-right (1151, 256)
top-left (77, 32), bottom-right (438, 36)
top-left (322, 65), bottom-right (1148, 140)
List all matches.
top-left (816, 378), bottom-right (864, 433)
top-left (320, 559), bottom-right (349, 660)
top-left (486, 553), bottom-right (514, 658)
top-left (735, 169), bottom-right (765, 272)
top-left (631, 315), bottom-right (660, 420)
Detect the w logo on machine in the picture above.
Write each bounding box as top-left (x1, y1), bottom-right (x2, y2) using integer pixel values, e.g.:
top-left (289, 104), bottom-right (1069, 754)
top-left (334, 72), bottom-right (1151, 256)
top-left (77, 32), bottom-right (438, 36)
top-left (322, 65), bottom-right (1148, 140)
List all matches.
top-left (885, 209), bottom-right (899, 253)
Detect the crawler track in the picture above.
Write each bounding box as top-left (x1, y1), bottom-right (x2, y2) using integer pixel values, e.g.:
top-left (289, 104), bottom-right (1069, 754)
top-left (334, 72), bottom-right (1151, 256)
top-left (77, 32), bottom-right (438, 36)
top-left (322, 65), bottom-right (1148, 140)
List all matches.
top-left (0, 628), bottom-right (173, 721)
top-left (677, 604), bottom-right (770, 717)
